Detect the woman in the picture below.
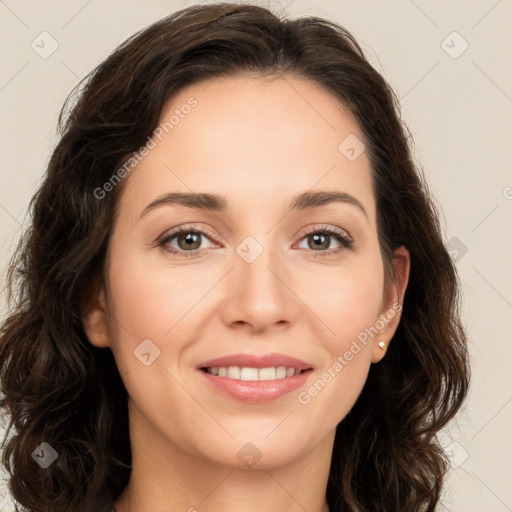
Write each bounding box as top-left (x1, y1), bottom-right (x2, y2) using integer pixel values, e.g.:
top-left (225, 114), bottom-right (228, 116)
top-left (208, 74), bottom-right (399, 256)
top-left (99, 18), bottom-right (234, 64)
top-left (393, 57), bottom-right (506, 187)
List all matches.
top-left (0, 3), bottom-right (470, 511)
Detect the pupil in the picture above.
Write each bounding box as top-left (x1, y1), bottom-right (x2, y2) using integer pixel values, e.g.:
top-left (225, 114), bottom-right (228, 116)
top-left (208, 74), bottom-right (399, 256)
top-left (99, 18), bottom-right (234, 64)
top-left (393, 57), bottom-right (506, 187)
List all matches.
top-left (311, 233), bottom-right (328, 250)
top-left (180, 232), bottom-right (200, 250)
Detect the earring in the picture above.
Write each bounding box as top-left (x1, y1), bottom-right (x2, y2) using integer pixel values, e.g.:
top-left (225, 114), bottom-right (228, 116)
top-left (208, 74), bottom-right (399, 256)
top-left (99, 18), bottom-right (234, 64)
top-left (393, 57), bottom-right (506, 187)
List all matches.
top-left (378, 341), bottom-right (387, 350)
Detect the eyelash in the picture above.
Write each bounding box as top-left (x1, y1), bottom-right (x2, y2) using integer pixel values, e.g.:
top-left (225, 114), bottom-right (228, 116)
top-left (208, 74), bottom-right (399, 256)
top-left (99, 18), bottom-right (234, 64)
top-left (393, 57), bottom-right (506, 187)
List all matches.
top-left (157, 224), bottom-right (353, 259)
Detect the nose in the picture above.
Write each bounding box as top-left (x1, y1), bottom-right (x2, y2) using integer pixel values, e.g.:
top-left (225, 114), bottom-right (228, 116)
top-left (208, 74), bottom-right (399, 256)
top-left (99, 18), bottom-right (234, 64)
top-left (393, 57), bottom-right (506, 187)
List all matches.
top-left (219, 242), bottom-right (297, 334)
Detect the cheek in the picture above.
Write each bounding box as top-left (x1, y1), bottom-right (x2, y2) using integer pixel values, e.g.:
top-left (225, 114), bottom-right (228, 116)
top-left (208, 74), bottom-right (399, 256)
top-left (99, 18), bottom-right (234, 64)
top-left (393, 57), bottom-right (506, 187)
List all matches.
top-left (309, 260), bottom-right (384, 346)
top-left (297, 259), bottom-right (383, 413)
top-left (104, 251), bottom-right (210, 432)
top-left (107, 250), bottom-right (214, 342)
top-left (297, 283), bottom-right (380, 430)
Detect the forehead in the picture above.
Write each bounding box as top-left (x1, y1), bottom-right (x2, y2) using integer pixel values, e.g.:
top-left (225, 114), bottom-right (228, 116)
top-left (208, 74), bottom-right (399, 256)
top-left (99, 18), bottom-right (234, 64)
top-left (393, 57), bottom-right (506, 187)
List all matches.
top-left (117, 73), bottom-right (375, 222)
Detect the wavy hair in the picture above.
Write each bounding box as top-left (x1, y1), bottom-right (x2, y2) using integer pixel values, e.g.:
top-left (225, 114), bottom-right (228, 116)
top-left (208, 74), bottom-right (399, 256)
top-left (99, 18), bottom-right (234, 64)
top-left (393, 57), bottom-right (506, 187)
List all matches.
top-left (0, 3), bottom-right (470, 511)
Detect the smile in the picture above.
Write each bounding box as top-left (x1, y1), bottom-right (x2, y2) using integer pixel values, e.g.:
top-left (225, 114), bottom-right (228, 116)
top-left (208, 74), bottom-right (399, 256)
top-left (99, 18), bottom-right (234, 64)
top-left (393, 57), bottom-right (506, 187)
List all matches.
top-left (202, 366), bottom-right (310, 380)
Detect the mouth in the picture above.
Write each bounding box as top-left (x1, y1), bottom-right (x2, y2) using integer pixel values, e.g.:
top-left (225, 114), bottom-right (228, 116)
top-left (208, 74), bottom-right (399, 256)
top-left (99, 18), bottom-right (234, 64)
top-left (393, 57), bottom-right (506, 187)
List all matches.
top-left (199, 366), bottom-right (313, 381)
top-left (196, 353), bottom-right (314, 403)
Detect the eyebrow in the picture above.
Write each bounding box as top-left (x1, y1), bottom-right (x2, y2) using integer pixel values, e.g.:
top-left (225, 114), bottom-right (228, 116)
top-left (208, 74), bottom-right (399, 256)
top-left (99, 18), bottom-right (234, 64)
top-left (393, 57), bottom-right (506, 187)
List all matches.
top-left (139, 190), bottom-right (368, 220)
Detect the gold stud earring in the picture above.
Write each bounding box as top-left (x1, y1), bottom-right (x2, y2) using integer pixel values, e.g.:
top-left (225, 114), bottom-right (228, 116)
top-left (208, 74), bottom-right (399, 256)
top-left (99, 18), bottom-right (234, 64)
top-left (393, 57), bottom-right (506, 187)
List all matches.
top-left (378, 341), bottom-right (386, 350)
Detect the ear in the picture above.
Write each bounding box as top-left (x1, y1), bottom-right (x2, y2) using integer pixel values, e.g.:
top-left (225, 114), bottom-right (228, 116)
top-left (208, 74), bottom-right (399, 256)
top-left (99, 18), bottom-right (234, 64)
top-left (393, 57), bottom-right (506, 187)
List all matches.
top-left (371, 246), bottom-right (410, 363)
top-left (80, 280), bottom-right (110, 348)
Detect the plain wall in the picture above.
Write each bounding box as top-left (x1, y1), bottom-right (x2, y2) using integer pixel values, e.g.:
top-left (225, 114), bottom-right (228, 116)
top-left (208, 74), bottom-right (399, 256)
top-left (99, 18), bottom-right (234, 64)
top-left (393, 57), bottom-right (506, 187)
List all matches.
top-left (1, 1), bottom-right (511, 510)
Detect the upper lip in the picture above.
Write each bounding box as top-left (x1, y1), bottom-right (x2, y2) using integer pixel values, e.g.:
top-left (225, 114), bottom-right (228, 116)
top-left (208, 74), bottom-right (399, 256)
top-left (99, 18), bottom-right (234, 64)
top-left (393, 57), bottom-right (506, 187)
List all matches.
top-left (197, 353), bottom-right (314, 372)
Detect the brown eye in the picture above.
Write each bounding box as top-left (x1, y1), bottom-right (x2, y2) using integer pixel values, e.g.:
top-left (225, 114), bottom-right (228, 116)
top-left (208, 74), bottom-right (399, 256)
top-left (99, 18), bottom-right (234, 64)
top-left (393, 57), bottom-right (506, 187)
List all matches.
top-left (174, 231), bottom-right (203, 251)
top-left (306, 233), bottom-right (331, 250)
top-left (158, 224), bottom-right (219, 258)
top-left (296, 225), bottom-right (353, 257)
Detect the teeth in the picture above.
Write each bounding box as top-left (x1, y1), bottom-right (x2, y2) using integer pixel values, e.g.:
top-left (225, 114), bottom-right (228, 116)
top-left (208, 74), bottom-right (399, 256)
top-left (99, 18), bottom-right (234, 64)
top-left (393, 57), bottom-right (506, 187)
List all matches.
top-left (205, 366), bottom-right (300, 381)
top-left (258, 367), bottom-right (275, 380)
top-left (240, 367), bottom-right (258, 381)
top-left (227, 366), bottom-right (240, 379)
top-left (275, 366), bottom-right (287, 379)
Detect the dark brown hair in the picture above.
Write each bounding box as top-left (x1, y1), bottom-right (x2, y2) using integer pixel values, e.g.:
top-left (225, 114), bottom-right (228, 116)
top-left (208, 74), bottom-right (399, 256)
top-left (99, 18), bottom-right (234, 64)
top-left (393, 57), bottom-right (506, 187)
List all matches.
top-left (0, 3), bottom-right (470, 511)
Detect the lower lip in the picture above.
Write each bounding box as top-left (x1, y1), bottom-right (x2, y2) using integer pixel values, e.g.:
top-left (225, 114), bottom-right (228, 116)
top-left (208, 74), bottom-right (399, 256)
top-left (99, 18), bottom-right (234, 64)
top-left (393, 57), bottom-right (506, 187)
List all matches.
top-left (197, 369), bottom-right (313, 403)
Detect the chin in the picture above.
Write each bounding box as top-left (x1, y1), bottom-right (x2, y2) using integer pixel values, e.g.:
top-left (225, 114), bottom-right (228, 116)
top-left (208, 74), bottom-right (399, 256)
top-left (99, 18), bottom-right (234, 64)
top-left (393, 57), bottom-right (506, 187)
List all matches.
top-left (196, 430), bottom-right (316, 471)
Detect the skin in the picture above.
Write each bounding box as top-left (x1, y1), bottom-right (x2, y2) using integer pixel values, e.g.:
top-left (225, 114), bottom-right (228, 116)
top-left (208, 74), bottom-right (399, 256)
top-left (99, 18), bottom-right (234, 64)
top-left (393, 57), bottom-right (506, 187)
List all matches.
top-left (82, 73), bottom-right (410, 512)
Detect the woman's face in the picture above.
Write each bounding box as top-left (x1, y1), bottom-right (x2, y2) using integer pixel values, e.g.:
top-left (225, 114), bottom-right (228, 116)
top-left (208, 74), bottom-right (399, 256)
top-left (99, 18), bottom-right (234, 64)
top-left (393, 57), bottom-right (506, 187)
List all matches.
top-left (84, 73), bottom-right (409, 469)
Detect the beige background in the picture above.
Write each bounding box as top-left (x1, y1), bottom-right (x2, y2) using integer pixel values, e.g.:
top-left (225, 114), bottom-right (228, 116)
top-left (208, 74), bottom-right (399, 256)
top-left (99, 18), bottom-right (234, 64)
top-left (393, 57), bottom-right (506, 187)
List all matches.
top-left (1, 1), bottom-right (511, 510)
